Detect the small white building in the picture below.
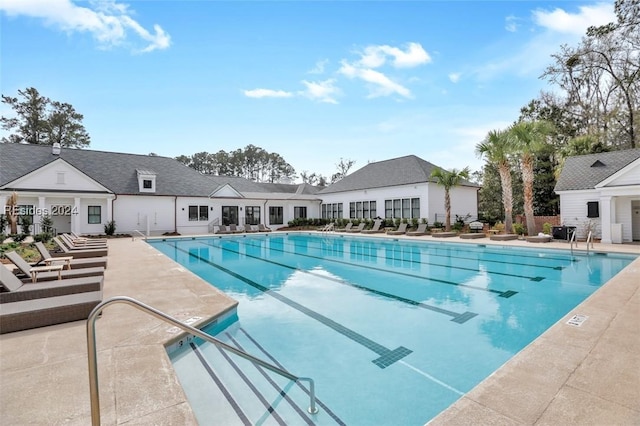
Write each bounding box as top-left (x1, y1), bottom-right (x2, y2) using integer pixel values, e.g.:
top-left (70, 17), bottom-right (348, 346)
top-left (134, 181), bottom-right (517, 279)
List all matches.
top-left (317, 155), bottom-right (479, 224)
top-left (554, 149), bottom-right (640, 244)
top-left (0, 143), bottom-right (321, 235)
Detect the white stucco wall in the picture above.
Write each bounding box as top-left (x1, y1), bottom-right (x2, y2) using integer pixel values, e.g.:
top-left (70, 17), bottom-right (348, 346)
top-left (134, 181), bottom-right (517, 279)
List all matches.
top-left (319, 183), bottom-right (478, 224)
top-left (114, 195), bottom-right (176, 236)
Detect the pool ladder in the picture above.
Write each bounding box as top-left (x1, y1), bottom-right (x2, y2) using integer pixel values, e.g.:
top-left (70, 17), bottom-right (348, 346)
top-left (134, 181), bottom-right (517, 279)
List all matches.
top-left (86, 296), bottom-right (319, 426)
top-left (570, 230), bottom-right (594, 257)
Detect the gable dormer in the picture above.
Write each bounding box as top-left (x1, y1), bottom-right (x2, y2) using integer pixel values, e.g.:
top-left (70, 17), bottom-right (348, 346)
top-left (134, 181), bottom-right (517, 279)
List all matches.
top-left (137, 169), bottom-right (156, 193)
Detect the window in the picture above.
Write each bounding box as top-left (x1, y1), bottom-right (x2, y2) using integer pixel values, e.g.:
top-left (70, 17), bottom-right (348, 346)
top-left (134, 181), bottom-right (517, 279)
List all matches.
top-left (269, 206), bottom-right (283, 224)
top-left (363, 201), bottom-right (369, 218)
top-left (199, 206), bottom-right (209, 221)
top-left (143, 179), bottom-right (153, 189)
top-left (88, 206), bottom-right (101, 224)
top-left (294, 206), bottom-right (307, 219)
top-left (370, 201), bottom-right (377, 218)
top-left (411, 198), bottom-right (420, 219)
top-left (246, 206), bottom-right (261, 225)
top-left (385, 198), bottom-right (421, 219)
top-left (350, 202), bottom-right (356, 219)
top-left (321, 203), bottom-right (343, 219)
top-left (17, 205), bottom-right (34, 228)
top-left (137, 169), bottom-right (156, 193)
top-left (221, 206), bottom-right (239, 225)
top-left (188, 206), bottom-right (199, 221)
top-left (587, 201), bottom-right (599, 218)
top-left (356, 202), bottom-right (363, 218)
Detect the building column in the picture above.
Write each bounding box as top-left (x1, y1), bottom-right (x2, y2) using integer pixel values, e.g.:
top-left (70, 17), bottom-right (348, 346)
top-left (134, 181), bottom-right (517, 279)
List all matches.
top-left (73, 197), bottom-right (81, 234)
top-left (36, 196), bottom-right (46, 232)
top-left (0, 195), bottom-right (7, 234)
top-left (600, 196), bottom-right (613, 244)
top-left (106, 196), bottom-right (113, 223)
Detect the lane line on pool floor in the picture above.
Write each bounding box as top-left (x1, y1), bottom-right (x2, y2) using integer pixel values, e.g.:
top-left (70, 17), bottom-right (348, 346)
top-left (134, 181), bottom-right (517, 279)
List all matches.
top-left (198, 240), bottom-right (480, 322)
top-left (399, 361), bottom-right (465, 397)
top-left (203, 239), bottom-right (517, 300)
top-left (174, 244), bottom-right (412, 369)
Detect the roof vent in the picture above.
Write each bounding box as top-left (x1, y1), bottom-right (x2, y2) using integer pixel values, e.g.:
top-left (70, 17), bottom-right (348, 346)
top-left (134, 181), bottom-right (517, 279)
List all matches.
top-left (52, 143), bottom-right (61, 155)
top-left (591, 160), bottom-right (605, 167)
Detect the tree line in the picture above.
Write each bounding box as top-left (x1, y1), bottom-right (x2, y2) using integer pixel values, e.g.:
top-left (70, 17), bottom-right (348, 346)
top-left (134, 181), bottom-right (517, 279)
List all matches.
top-left (475, 0), bottom-right (638, 232)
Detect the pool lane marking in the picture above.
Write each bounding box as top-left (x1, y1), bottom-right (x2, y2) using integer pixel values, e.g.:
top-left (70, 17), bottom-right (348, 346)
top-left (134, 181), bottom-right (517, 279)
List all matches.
top-left (225, 332), bottom-right (317, 426)
top-left (189, 342), bottom-right (252, 426)
top-left (198, 240), bottom-right (478, 323)
top-left (208, 239), bottom-right (516, 299)
top-left (174, 244), bottom-right (412, 369)
top-left (289, 235), bottom-right (568, 274)
top-left (399, 361), bottom-right (464, 397)
top-left (237, 327), bottom-right (347, 426)
top-left (293, 233), bottom-right (575, 266)
top-left (212, 341), bottom-right (288, 425)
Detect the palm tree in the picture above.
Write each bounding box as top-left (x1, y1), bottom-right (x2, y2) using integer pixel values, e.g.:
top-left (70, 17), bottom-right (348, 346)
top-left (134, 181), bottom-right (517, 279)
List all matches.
top-left (475, 129), bottom-right (514, 233)
top-left (430, 166), bottom-right (471, 231)
top-left (510, 121), bottom-right (554, 235)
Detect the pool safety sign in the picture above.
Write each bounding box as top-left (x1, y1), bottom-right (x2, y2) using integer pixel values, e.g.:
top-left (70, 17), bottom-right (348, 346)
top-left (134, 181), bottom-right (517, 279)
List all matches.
top-left (567, 314), bottom-right (588, 327)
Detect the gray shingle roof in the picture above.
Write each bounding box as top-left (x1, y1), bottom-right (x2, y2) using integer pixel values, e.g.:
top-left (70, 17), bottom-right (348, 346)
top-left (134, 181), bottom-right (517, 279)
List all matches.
top-left (554, 149), bottom-right (640, 191)
top-left (0, 143), bottom-right (322, 197)
top-left (318, 155), bottom-right (478, 194)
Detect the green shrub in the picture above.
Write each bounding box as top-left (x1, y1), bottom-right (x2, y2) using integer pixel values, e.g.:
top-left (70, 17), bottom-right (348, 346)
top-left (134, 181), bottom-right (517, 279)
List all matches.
top-left (542, 222), bottom-right (552, 235)
top-left (0, 214), bottom-right (7, 234)
top-left (20, 216), bottom-right (31, 235)
top-left (40, 214), bottom-right (54, 234)
top-left (34, 232), bottom-right (52, 243)
top-left (512, 222), bottom-right (526, 235)
top-left (104, 220), bottom-right (116, 236)
top-left (9, 233), bottom-right (27, 242)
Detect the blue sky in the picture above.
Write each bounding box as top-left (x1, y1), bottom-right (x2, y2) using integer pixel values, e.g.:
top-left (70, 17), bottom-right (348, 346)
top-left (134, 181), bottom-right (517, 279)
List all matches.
top-left (1, 1), bottom-right (615, 181)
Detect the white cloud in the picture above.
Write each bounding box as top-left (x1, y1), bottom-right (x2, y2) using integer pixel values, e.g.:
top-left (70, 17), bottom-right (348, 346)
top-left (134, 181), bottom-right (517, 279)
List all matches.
top-left (308, 59), bottom-right (329, 74)
top-left (358, 42), bottom-right (431, 69)
top-left (448, 72), bottom-right (461, 83)
top-left (339, 61), bottom-right (412, 98)
top-left (0, 0), bottom-right (170, 53)
top-left (505, 15), bottom-right (519, 32)
top-left (243, 89), bottom-right (294, 99)
top-left (300, 79), bottom-right (340, 104)
top-left (532, 3), bottom-right (615, 35)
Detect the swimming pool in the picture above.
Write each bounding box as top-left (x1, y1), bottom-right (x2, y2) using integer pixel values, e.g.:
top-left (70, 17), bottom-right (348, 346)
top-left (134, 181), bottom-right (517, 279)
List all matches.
top-left (149, 233), bottom-right (635, 425)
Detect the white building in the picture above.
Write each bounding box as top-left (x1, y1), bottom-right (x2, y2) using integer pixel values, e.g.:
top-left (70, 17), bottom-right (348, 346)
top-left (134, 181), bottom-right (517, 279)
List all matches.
top-left (317, 155), bottom-right (479, 224)
top-left (554, 149), bottom-right (640, 244)
top-left (0, 143), bottom-right (321, 235)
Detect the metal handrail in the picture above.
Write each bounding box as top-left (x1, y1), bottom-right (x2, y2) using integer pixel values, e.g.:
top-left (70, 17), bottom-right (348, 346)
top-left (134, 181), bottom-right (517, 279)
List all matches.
top-left (208, 217), bottom-right (220, 233)
top-left (86, 296), bottom-right (318, 426)
top-left (569, 229), bottom-right (577, 257)
top-left (586, 230), bottom-right (593, 254)
top-left (132, 230), bottom-right (146, 241)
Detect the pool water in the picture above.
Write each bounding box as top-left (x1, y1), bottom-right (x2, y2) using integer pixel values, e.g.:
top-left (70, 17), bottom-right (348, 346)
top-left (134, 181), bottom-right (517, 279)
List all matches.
top-left (149, 234), bottom-right (635, 426)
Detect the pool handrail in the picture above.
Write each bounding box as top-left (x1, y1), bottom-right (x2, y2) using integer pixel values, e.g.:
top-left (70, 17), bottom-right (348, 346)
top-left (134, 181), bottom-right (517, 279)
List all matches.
top-left (86, 296), bottom-right (318, 426)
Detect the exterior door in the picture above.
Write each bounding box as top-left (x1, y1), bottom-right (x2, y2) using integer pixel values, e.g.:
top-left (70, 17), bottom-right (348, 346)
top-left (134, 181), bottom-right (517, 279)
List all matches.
top-left (632, 208), bottom-right (640, 241)
top-left (221, 206), bottom-right (239, 226)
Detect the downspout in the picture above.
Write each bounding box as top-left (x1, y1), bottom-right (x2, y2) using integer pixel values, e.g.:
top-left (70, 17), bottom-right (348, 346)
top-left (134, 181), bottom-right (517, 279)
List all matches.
top-left (174, 196), bottom-right (178, 233)
top-left (111, 193), bottom-right (118, 225)
top-left (263, 199), bottom-right (268, 226)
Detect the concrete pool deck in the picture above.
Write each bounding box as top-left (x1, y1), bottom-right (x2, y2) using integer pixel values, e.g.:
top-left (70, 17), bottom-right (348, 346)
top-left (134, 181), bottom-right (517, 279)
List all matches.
top-left (0, 234), bottom-right (638, 425)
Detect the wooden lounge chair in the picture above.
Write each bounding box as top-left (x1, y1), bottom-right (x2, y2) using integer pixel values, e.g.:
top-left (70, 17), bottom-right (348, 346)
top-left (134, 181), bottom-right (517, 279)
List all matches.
top-left (406, 223), bottom-right (428, 236)
top-left (245, 225), bottom-right (259, 233)
top-left (5, 251), bottom-right (105, 283)
top-left (318, 223), bottom-right (334, 232)
top-left (53, 237), bottom-right (108, 258)
top-left (71, 232), bottom-right (107, 243)
top-left (387, 223), bottom-right (408, 235)
top-left (361, 220), bottom-right (384, 234)
top-left (35, 242), bottom-right (107, 269)
top-left (258, 224), bottom-right (272, 232)
top-left (346, 223), bottom-right (366, 233)
top-left (490, 234), bottom-right (519, 241)
top-left (61, 234), bottom-right (107, 248)
top-left (335, 223), bottom-right (353, 232)
top-left (0, 264), bottom-right (103, 334)
top-left (229, 224), bottom-right (244, 234)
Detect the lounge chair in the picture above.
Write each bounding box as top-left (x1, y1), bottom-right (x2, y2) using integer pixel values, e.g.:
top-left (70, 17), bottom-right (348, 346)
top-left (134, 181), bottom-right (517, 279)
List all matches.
top-left (0, 264), bottom-right (103, 334)
top-left (245, 225), bottom-right (259, 233)
top-left (406, 223), bottom-right (428, 236)
top-left (346, 223), bottom-right (366, 233)
top-left (361, 219), bottom-right (383, 234)
top-left (490, 234), bottom-right (519, 241)
top-left (61, 234), bottom-right (107, 248)
top-left (319, 223), bottom-right (334, 232)
top-left (216, 225), bottom-right (232, 234)
top-left (71, 232), bottom-right (107, 243)
top-left (35, 242), bottom-right (107, 269)
top-left (5, 251), bottom-right (105, 283)
top-left (335, 223), bottom-right (353, 232)
top-left (387, 223), bottom-right (408, 235)
top-left (53, 237), bottom-right (108, 258)
top-left (229, 224), bottom-right (244, 234)
top-left (258, 224), bottom-right (272, 232)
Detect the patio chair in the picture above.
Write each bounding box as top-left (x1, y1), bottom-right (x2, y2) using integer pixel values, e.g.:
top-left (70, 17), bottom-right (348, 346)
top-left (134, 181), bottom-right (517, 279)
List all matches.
top-left (258, 224), bottom-right (272, 232)
top-left (319, 223), bottom-right (334, 232)
top-left (0, 264), bottom-right (103, 334)
top-left (61, 234), bottom-right (107, 248)
top-left (406, 223), bottom-right (428, 236)
top-left (229, 224), bottom-right (244, 234)
top-left (245, 225), bottom-right (259, 233)
top-left (387, 223), bottom-right (408, 235)
top-left (361, 219), bottom-right (384, 234)
top-left (53, 237), bottom-right (108, 258)
top-left (5, 251), bottom-right (105, 283)
top-left (216, 225), bottom-right (233, 234)
top-left (335, 223), bottom-right (353, 232)
top-left (71, 232), bottom-right (107, 243)
top-left (35, 242), bottom-right (107, 269)
top-left (346, 223), bottom-right (366, 233)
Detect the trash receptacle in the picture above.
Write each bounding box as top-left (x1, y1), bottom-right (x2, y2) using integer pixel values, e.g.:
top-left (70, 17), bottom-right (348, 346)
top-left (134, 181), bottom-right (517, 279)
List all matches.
top-left (552, 226), bottom-right (566, 240)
